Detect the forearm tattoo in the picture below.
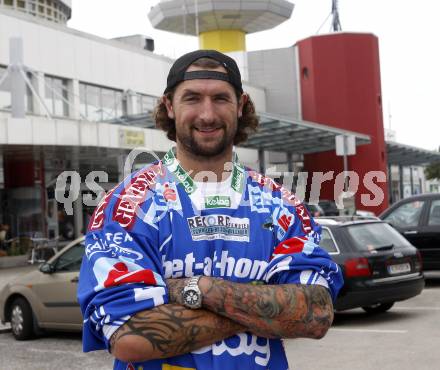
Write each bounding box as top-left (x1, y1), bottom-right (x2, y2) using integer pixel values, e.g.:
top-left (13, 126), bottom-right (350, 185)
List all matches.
top-left (110, 303), bottom-right (244, 361)
top-left (202, 279), bottom-right (334, 339)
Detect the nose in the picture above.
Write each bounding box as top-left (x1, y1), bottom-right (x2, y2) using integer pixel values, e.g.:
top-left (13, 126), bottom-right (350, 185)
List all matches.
top-left (198, 98), bottom-right (216, 123)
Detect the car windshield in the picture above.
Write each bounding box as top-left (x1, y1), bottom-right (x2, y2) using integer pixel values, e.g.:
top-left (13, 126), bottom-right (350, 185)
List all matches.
top-left (346, 222), bottom-right (412, 252)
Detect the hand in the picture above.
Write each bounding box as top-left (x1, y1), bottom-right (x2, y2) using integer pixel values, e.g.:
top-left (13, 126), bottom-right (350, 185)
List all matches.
top-left (166, 278), bottom-right (188, 305)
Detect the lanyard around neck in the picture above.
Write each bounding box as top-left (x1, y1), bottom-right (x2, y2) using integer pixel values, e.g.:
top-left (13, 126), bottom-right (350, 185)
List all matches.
top-left (162, 148), bottom-right (245, 195)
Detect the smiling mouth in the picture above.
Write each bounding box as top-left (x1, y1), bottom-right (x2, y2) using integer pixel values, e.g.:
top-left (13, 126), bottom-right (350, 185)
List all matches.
top-left (195, 127), bottom-right (222, 133)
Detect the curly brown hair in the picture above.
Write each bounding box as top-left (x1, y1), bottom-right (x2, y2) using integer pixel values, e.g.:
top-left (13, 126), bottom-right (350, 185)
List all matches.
top-left (154, 58), bottom-right (259, 145)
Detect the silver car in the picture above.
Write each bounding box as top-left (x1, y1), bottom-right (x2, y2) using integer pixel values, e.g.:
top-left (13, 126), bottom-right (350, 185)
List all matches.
top-left (0, 237), bottom-right (85, 340)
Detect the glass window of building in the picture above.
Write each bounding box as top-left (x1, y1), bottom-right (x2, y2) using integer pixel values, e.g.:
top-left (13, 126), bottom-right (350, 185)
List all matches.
top-left (79, 82), bottom-right (124, 122)
top-left (0, 66), bottom-right (11, 110)
top-left (137, 94), bottom-right (156, 114)
top-left (44, 75), bottom-right (68, 117)
top-left (0, 66), bottom-right (33, 113)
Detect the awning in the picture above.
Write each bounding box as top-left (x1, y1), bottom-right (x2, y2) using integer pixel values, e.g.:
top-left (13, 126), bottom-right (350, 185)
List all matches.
top-left (107, 111), bottom-right (372, 154)
top-left (241, 112), bottom-right (371, 153)
top-left (386, 141), bottom-right (440, 166)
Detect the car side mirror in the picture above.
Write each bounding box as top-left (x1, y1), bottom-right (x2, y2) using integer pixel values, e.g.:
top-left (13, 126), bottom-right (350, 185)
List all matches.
top-left (39, 262), bottom-right (55, 274)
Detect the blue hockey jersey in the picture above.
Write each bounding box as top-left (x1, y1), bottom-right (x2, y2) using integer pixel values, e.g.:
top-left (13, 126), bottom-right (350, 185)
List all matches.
top-left (78, 148), bottom-right (344, 370)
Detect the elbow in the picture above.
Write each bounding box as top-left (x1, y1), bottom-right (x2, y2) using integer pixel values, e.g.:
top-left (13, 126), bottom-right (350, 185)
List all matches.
top-left (283, 298), bottom-right (334, 339)
top-left (112, 335), bottom-right (155, 363)
top-left (307, 301), bottom-right (334, 340)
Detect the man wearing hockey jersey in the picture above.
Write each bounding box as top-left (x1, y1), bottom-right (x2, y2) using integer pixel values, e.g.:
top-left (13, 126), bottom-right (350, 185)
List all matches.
top-left (78, 49), bottom-right (343, 370)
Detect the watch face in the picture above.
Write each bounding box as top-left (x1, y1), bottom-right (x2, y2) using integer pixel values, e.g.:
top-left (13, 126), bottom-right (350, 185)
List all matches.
top-left (183, 289), bottom-right (200, 307)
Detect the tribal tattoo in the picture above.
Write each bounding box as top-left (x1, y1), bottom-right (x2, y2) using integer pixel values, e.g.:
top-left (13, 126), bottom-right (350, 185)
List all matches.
top-left (200, 278), bottom-right (334, 339)
top-left (110, 303), bottom-right (244, 362)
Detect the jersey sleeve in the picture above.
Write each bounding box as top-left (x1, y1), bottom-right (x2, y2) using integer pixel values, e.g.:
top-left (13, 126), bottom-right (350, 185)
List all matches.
top-left (264, 197), bottom-right (344, 303)
top-left (77, 168), bottom-right (168, 352)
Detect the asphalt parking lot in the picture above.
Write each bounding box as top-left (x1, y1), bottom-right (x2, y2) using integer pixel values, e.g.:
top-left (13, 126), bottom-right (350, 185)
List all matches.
top-left (0, 272), bottom-right (439, 369)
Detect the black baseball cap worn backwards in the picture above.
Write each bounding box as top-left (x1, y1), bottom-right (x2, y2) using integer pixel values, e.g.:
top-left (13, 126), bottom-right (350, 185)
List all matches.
top-left (164, 49), bottom-right (243, 94)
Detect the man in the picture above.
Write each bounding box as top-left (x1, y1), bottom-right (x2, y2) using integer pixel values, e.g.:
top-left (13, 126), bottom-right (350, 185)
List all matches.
top-left (78, 50), bottom-right (343, 370)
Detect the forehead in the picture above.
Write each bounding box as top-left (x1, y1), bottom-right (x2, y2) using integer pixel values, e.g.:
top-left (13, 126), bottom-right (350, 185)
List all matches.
top-left (174, 65), bottom-right (236, 97)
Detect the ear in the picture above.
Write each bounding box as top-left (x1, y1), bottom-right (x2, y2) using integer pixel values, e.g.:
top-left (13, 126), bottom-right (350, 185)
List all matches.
top-left (162, 95), bottom-right (175, 120)
top-left (237, 93), bottom-right (248, 118)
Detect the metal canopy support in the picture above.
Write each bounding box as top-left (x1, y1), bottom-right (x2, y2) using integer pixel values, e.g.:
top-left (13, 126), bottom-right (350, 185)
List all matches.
top-left (399, 165), bottom-right (404, 200)
top-left (388, 163), bottom-right (393, 204)
top-left (258, 149), bottom-right (265, 174)
top-left (10, 38), bottom-right (26, 118)
top-left (287, 152), bottom-right (293, 172)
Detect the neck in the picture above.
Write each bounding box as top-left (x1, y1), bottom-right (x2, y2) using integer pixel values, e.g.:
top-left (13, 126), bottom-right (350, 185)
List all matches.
top-left (175, 146), bottom-right (234, 182)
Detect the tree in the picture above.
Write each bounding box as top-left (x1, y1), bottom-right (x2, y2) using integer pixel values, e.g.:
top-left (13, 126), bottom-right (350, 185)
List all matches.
top-left (425, 161), bottom-right (440, 180)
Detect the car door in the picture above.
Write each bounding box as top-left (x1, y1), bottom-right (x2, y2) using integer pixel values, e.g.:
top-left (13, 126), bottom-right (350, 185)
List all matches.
top-left (382, 199), bottom-right (428, 251)
top-left (31, 240), bottom-right (85, 328)
top-left (419, 199), bottom-right (440, 269)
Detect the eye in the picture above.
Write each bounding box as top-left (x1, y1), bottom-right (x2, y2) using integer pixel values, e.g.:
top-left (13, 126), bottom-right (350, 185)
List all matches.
top-left (215, 95), bottom-right (231, 102)
top-left (182, 94), bottom-right (199, 102)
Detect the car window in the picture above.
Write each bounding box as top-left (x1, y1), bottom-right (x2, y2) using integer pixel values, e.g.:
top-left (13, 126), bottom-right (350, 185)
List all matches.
top-left (346, 222), bottom-right (412, 252)
top-left (383, 200), bottom-right (425, 227)
top-left (54, 241), bottom-right (85, 272)
top-left (319, 228), bottom-right (339, 254)
top-left (428, 200), bottom-right (440, 226)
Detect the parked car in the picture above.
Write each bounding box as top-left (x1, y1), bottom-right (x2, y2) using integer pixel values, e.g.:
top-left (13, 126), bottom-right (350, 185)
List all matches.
top-left (0, 237), bottom-right (85, 340)
top-left (316, 217), bottom-right (424, 313)
top-left (318, 200), bottom-right (340, 216)
top-left (379, 193), bottom-right (440, 270)
top-left (305, 202), bottom-right (325, 217)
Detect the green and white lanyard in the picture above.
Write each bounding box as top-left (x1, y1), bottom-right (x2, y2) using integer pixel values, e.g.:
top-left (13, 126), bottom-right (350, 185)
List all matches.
top-left (162, 148), bottom-right (245, 196)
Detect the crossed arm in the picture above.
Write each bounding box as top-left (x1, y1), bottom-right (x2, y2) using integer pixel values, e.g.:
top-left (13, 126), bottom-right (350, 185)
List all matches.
top-left (110, 277), bottom-right (334, 363)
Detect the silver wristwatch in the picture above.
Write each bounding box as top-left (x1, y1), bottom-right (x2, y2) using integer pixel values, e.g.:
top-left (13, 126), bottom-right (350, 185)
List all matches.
top-left (182, 276), bottom-right (202, 309)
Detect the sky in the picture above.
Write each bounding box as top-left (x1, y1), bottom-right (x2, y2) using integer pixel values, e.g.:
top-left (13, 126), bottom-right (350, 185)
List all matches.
top-left (68, 0), bottom-right (440, 151)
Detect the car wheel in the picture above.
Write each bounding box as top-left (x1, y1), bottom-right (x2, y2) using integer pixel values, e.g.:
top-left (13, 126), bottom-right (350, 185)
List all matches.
top-left (10, 298), bottom-right (34, 340)
top-left (362, 302), bottom-right (394, 314)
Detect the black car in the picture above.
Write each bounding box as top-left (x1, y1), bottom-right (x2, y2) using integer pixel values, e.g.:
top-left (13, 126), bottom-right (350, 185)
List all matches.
top-left (318, 200), bottom-right (340, 216)
top-left (316, 217), bottom-right (424, 313)
top-left (304, 203), bottom-right (325, 217)
top-left (379, 193), bottom-right (440, 270)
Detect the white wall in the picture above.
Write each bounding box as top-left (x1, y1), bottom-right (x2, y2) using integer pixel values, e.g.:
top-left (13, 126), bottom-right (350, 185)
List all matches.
top-left (0, 12), bottom-right (171, 97)
top-left (0, 111), bottom-right (173, 151)
top-left (0, 11), bottom-right (267, 107)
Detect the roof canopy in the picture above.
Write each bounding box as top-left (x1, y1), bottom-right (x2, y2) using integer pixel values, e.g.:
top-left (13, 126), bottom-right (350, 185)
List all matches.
top-left (241, 112), bottom-right (371, 154)
top-left (111, 111), bottom-right (371, 154)
top-left (386, 141), bottom-right (440, 166)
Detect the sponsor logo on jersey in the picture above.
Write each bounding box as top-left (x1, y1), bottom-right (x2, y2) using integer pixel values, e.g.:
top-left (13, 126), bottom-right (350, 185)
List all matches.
top-left (162, 251), bottom-right (268, 281)
top-left (88, 187), bottom-right (116, 231)
top-left (174, 164), bottom-right (196, 194)
top-left (231, 164), bottom-right (245, 193)
top-left (92, 256), bottom-right (165, 291)
top-left (204, 195), bottom-right (231, 209)
top-left (162, 150), bottom-right (175, 166)
top-left (277, 213), bottom-right (293, 232)
top-left (274, 207), bottom-right (294, 240)
top-left (295, 203), bottom-right (312, 233)
top-left (112, 163), bottom-right (163, 229)
top-left (248, 184), bottom-right (273, 213)
top-left (103, 261), bottom-right (157, 288)
top-left (272, 236), bottom-right (308, 257)
top-left (187, 215), bottom-right (250, 242)
top-left (193, 333), bottom-right (270, 366)
top-left (85, 233), bottom-right (143, 260)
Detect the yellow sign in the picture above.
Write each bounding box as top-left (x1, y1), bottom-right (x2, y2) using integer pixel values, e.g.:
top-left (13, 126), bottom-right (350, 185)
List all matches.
top-left (119, 129), bottom-right (145, 147)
